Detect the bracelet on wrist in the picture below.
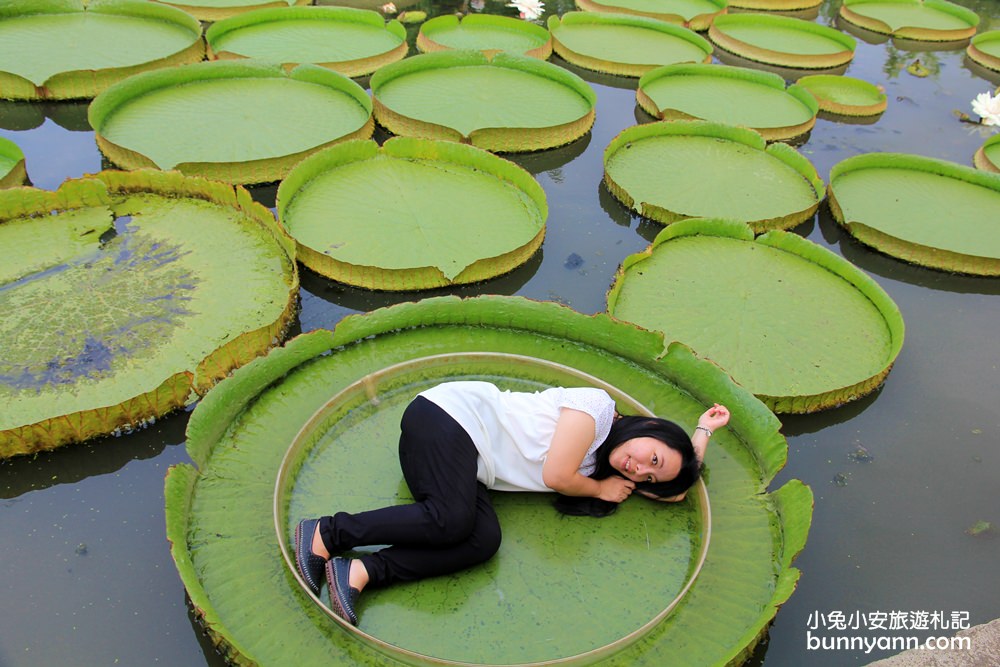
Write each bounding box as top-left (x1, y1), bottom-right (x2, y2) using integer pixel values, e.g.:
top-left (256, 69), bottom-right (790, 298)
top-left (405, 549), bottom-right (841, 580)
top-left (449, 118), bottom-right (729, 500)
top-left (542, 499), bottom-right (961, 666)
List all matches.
top-left (695, 425), bottom-right (712, 437)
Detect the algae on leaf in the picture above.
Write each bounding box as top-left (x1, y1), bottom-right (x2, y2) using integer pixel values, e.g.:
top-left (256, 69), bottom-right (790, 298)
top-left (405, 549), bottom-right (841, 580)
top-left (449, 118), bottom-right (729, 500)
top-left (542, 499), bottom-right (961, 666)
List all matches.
top-left (0, 170), bottom-right (298, 457)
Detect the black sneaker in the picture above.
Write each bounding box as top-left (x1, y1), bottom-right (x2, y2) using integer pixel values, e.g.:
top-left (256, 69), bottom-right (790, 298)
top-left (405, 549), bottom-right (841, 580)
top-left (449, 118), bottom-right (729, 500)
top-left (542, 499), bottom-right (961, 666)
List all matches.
top-left (294, 518), bottom-right (326, 595)
top-left (326, 557), bottom-right (361, 626)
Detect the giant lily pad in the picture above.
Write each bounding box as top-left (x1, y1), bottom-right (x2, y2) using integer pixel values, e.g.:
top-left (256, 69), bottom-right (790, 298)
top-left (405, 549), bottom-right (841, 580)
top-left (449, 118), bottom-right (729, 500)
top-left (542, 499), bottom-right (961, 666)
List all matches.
top-left (153, 0), bottom-right (309, 22)
top-left (0, 170), bottom-right (298, 458)
top-left (276, 353), bottom-right (712, 663)
top-left (416, 14), bottom-right (553, 58)
top-left (574, 0), bottom-right (727, 32)
top-left (165, 295), bottom-right (812, 666)
top-left (839, 0), bottom-right (979, 42)
top-left (205, 6), bottom-right (408, 78)
top-left (276, 138), bottom-right (547, 290)
top-left (974, 134), bottom-right (1000, 174)
top-left (547, 12), bottom-right (712, 77)
top-left (967, 30), bottom-right (1000, 73)
top-left (603, 121), bottom-right (825, 232)
top-left (637, 63), bottom-right (818, 142)
top-left (607, 219), bottom-right (905, 413)
top-left (0, 0), bottom-right (205, 101)
top-left (708, 13), bottom-right (856, 69)
top-left (795, 74), bottom-right (887, 117)
top-left (829, 153), bottom-right (1000, 275)
top-left (89, 60), bottom-right (374, 185)
top-left (0, 136), bottom-right (26, 188)
top-left (370, 50), bottom-right (596, 152)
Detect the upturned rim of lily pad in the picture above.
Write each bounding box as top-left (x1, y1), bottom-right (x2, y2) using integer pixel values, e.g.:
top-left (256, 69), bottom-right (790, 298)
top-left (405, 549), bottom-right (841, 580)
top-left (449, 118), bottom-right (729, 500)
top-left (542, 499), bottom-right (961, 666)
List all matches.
top-left (416, 13), bottom-right (553, 59)
top-left (275, 351), bottom-right (712, 664)
top-left (727, 0), bottom-right (822, 10)
top-left (276, 137), bottom-right (547, 290)
top-left (0, 136), bottom-right (27, 188)
top-left (795, 74), bottom-right (887, 117)
top-left (205, 6), bottom-right (408, 78)
top-left (165, 294), bottom-right (812, 667)
top-left (573, 0), bottom-right (727, 32)
top-left (152, 0), bottom-right (310, 22)
top-left (603, 120), bottom-right (825, 232)
top-left (0, 0), bottom-right (205, 100)
top-left (636, 63), bottom-right (818, 141)
top-left (370, 50), bottom-right (596, 152)
top-left (0, 169), bottom-right (299, 458)
top-left (829, 152), bottom-right (1000, 275)
top-left (606, 218), bottom-right (906, 413)
top-left (974, 133), bottom-right (1000, 174)
top-left (968, 30), bottom-right (1000, 73)
top-left (546, 11), bottom-right (713, 77)
top-left (89, 60), bottom-right (374, 184)
top-left (838, 0), bottom-right (979, 42)
top-left (708, 13), bottom-right (856, 69)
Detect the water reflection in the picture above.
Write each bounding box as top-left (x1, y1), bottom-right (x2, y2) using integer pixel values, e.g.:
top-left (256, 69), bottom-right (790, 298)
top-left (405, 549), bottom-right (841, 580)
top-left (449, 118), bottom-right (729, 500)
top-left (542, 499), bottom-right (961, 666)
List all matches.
top-left (505, 132), bottom-right (591, 174)
top-left (551, 54), bottom-right (640, 91)
top-left (779, 387), bottom-right (882, 436)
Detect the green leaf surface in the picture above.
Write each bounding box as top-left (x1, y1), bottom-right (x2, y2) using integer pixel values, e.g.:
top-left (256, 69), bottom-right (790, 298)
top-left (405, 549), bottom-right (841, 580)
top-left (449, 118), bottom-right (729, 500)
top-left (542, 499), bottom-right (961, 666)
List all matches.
top-left (796, 74), bottom-right (886, 115)
top-left (711, 13), bottom-right (856, 56)
top-left (841, 0), bottom-right (979, 31)
top-left (206, 6), bottom-right (406, 70)
top-left (418, 14), bottom-right (551, 55)
top-left (607, 219), bottom-right (904, 411)
top-left (167, 295), bottom-right (811, 667)
top-left (829, 153), bottom-right (1000, 272)
top-left (372, 50), bottom-right (594, 138)
top-left (0, 170), bottom-right (297, 456)
top-left (575, 0), bottom-right (726, 24)
top-left (548, 12), bottom-right (712, 74)
top-left (277, 138), bottom-right (545, 287)
top-left (969, 30), bottom-right (1000, 71)
top-left (0, 135), bottom-right (26, 187)
top-left (0, 0), bottom-right (203, 93)
top-left (603, 121), bottom-right (823, 231)
top-left (91, 61), bottom-right (372, 172)
top-left (638, 63), bottom-right (817, 131)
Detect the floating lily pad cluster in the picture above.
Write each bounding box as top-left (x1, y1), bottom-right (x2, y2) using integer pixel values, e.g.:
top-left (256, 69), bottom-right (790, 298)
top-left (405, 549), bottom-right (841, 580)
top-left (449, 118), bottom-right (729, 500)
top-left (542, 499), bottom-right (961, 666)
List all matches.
top-left (166, 295), bottom-right (812, 667)
top-left (0, 170), bottom-right (298, 458)
top-left (0, 0), bottom-right (205, 100)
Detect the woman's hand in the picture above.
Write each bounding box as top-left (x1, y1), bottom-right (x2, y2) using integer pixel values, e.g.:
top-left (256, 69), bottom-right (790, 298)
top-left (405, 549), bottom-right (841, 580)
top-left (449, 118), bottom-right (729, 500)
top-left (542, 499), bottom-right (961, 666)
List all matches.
top-left (699, 403), bottom-right (730, 431)
top-left (597, 476), bottom-right (635, 503)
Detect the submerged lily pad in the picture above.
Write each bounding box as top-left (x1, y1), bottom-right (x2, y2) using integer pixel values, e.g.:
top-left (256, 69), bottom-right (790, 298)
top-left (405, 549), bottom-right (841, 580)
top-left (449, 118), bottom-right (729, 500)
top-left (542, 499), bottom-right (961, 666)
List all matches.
top-left (89, 60), bottom-right (374, 185)
top-left (603, 121), bottom-right (824, 231)
top-left (0, 0), bottom-right (205, 100)
top-left (276, 353), bottom-right (711, 663)
top-left (0, 170), bottom-right (298, 458)
top-left (607, 219), bottom-right (905, 413)
top-left (205, 6), bottom-right (408, 78)
top-left (574, 0), bottom-right (727, 32)
top-left (637, 63), bottom-right (818, 141)
top-left (416, 14), bottom-right (552, 58)
top-left (968, 30), bottom-right (1000, 74)
top-left (796, 74), bottom-right (887, 117)
top-left (153, 0), bottom-right (309, 22)
top-left (277, 138), bottom-right (546, 290)
top-left (371, 50), bottom-right (596, 152)
top-left (165, 295), bottom-right (812, 666)
top-left (708, 13), bottom-right (856, 69)
top-left (0, 136), bottom-right (26, 188)
top-left (839, 0), bottom-right (979, 42)
top-left (829, 153), bottom-right (1000, 275)
top-left (974, 134), bottom-right (1000, 174)
top-left (547, 12), bottom-right (712, 77)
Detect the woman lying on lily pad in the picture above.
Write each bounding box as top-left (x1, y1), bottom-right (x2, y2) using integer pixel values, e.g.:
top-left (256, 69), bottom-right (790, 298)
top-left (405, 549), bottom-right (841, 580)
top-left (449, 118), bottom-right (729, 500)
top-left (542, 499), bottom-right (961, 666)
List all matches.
top-left (295, 381), bottom-right (729, 626)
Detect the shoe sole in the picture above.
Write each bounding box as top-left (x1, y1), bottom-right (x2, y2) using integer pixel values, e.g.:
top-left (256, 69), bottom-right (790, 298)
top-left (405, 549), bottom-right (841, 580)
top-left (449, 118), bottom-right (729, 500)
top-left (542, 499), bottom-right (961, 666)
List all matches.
top-left (294, 519), bottom-right (321, 594)
top-left (327, 559), bottom-right (358, 626)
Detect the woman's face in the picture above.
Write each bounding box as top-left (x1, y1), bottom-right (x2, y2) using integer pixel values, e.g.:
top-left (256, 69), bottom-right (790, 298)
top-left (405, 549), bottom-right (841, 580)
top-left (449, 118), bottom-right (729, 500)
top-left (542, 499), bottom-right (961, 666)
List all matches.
top-left (610, 437), bottom-right (682, 483)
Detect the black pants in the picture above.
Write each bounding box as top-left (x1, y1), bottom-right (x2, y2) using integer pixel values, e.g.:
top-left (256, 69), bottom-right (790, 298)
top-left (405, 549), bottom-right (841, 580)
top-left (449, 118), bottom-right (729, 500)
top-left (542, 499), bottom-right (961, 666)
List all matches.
top-left (318, 396), bottom-right (502, 588)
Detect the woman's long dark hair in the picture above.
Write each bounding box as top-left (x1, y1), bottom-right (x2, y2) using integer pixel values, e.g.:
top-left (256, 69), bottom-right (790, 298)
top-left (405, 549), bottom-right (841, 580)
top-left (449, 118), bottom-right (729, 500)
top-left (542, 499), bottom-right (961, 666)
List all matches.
top-left (553, 415), bottom-right (702, 517)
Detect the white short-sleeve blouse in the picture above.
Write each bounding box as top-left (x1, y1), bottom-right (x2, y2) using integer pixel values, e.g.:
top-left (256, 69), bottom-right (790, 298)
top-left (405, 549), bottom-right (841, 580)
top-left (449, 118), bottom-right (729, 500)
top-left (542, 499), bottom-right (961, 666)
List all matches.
top-left (418, 381), bottom-right (617, 492)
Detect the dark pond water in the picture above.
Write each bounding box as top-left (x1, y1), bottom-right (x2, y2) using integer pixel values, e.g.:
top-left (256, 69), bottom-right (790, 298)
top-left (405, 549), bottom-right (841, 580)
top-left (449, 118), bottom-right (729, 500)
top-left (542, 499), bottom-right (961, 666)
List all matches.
top-left (2, 1), bottom-right (999, 665)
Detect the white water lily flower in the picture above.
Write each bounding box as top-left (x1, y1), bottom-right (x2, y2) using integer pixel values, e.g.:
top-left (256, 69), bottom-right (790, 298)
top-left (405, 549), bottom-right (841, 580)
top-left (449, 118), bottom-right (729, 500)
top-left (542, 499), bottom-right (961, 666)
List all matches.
top-left (380, 2), bottom-right (397, 14)
top-left (971, 91), bottom-right (1000, 126)
top-left (507, 0), bottom-right (544, 20)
